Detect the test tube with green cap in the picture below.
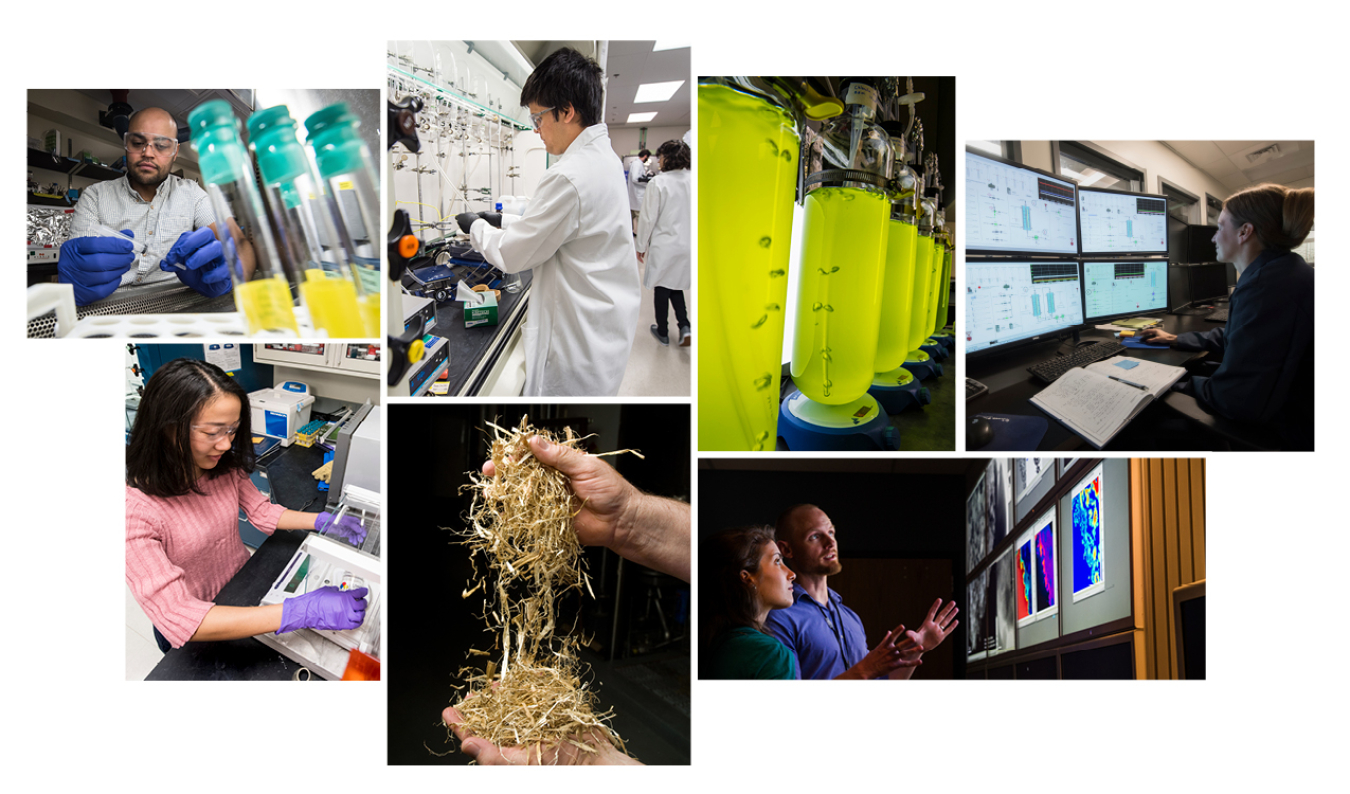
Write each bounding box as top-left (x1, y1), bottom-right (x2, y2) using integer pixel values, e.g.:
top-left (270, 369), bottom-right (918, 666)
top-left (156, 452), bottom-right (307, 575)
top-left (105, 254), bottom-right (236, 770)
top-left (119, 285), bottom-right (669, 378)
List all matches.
top-left (188, 99), bottom-right (299, 335)
top-left (248, 105), bottom-right (367, 339)
top-left (304, 103), bottom-right (381, 337)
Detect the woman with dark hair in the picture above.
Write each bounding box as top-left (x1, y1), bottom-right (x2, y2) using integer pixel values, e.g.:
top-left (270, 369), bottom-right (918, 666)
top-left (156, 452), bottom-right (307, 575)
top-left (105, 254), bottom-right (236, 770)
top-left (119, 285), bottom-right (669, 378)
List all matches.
top-left (1141, 183), bottom-right (1314, 448)
top-left (637, 139), bottom-right (692, 347)
top-left (704, 526), bottom-right (800, 679)
top-left (126, 358), bottom-right (369, 653)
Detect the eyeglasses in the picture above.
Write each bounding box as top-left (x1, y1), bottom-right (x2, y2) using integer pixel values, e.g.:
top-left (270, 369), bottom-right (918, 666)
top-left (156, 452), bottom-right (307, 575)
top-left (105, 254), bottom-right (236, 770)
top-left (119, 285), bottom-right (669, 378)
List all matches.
top-left (192, 423), bottom-right (239, 441)
top-left (529, 107), bottom-right (556, 131)
top-left (124, 133), bottom-right (179, 154)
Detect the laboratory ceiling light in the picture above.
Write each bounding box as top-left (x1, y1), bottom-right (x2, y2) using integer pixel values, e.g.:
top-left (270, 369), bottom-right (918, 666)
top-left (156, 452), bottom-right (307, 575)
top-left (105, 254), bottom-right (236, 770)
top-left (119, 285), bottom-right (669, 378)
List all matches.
top-left (634, 80), bottom-right (685, 104)
top-left (627, 112), bottom-right (658, 123)
top-left (652, 41), bottom-right (690, 52)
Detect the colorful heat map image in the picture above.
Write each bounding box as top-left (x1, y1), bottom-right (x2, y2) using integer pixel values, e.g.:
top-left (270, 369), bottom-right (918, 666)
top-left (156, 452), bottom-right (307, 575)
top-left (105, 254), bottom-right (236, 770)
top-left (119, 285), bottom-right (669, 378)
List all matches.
top-left (1017, 539), bottom-right (1033, 621)
top-left (1072, 470), bottom-right (1105, 598)
top-left (1035, 523), bottom-right (1055, 611)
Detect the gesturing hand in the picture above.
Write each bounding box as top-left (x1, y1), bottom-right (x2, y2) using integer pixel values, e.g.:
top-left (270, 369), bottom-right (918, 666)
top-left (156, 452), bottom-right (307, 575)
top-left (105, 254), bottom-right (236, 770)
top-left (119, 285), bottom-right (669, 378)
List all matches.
top-left (910, 598), bottom-right (959, 653)
top-left (853, 622), bottom-right (923, 679)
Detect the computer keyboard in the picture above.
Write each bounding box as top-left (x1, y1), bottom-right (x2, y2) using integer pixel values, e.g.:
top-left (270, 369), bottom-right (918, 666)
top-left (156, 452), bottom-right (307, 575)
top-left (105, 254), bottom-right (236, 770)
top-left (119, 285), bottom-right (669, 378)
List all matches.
top-left (966, 378), bottom-right (988, 401)
top-left (1027, 341), bottom-right (1128, 384)
top-left (1206, 306), bottom-right (1229, 322)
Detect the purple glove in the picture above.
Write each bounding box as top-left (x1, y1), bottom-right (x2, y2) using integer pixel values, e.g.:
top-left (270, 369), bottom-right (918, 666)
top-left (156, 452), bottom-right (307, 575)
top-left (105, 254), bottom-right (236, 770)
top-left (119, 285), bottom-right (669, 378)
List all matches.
top-left (163, 226), bottom-right (231, 298)
top-left (278, 586), bottom-right (368, 634)
top-left (57, 231), bottom-right (135, 305)
top-left (316, 511), bottom-right (367, 545)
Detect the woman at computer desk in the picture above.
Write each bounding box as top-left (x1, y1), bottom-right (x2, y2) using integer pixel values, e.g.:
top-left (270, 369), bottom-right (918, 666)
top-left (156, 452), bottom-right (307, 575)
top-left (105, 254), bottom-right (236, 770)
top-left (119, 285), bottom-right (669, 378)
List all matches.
top-left (1140, 183), bottom-right (1313, 449)
top-left (125, 358), bottom-right (370, 654)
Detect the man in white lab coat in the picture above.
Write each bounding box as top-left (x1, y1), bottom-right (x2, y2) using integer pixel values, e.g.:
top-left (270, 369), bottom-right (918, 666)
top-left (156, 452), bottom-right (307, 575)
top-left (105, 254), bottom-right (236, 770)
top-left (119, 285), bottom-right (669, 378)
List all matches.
top-left (457, 48), bottom-right (640, 397)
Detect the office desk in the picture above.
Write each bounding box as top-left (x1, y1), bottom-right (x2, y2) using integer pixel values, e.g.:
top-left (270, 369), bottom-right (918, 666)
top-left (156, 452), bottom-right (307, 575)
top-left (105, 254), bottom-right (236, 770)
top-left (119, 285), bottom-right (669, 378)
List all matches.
top-left (966, 312), bottom-right (1222, 451)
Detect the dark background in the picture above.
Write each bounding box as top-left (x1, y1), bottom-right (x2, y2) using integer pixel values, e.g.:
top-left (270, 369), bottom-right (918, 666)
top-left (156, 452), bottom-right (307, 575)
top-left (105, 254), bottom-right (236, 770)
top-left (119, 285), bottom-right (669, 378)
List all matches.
top-left (387, 403), bottom-right (690, 765)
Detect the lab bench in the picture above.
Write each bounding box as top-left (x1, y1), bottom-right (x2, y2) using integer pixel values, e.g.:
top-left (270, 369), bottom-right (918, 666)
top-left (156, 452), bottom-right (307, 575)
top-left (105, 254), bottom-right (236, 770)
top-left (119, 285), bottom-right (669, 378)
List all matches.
top-left (423, 269), bottom-right (531, 395)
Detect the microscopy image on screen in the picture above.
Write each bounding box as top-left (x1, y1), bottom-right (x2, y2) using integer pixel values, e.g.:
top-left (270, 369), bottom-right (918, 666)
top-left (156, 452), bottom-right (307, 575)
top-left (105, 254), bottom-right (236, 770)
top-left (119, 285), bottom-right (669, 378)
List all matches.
top-left (1034, 521), bottom-right (1056, 614)
top-left (1016, 457), bottom-right (1053, 503)
top-left (1072, 463), bottom-right (1106, 602)
top-left (967, 569), bottom-right (989, 660)
top-left (986, 459), bottom-right (1012, 548)
top-left (967, 474), bottom-right (988, 572)
top-left (1016, 538), bottom-right (1033, 623)
top-left (990, 550), bottom-right (1016, 656)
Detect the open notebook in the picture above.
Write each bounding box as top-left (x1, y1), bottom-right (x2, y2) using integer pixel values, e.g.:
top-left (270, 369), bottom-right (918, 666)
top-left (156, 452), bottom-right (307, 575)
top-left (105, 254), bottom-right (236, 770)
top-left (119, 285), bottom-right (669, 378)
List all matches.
top-left (1030, 356), bottom-right (1186, 448)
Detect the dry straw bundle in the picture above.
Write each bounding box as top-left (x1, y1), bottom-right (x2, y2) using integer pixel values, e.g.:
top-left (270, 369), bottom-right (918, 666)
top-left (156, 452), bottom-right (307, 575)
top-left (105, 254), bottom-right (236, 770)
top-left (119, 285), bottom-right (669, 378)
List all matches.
top-left (446, 416), bottom-right (639, 762)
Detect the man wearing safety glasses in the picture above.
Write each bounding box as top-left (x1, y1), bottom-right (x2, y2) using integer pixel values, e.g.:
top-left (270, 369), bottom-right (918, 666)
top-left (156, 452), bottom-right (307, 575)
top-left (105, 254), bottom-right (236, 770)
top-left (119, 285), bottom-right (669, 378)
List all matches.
top-left (60, 107), bottom-right (254, 305)
top-left (455, 48), bottom-right (639, 396)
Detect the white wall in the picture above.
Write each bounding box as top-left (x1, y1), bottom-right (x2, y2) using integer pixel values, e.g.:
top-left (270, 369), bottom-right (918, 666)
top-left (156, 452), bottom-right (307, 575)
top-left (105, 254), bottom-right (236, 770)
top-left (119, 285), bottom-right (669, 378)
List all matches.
top-left (609, 125), bottom-right (690, 160)
top-left (1022, 140), bottom-right (1233, 223)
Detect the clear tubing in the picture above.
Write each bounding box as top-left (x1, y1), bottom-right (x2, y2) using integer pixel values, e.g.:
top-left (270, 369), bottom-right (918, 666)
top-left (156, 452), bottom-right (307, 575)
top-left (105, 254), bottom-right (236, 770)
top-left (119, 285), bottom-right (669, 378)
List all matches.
top-left (874, 218), bottom-right (918, 372)
top-left (697, 83), bottom-right (798, 452)
top-left (790, 187), bottom-right (890, 404)
top-left (932, 245), bottom-right (953, 334)
top-left (906, 234), bottom-right (935, 351)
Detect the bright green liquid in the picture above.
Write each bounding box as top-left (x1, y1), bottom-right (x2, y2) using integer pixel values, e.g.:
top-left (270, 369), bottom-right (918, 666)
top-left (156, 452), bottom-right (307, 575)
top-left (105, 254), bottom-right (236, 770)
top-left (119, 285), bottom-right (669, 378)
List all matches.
top-left (907, 235), bottom-right (935, 351)
top-left (790, 187), bottom-right (889, 404)
top-left (921, 235), bottom-right (944, 335)
top-left (933, 245), bottom-right (953, 334)
top-left (875, 219), bottom-right (917, 372)
top-left (697, 84), bottom-right (799, 451)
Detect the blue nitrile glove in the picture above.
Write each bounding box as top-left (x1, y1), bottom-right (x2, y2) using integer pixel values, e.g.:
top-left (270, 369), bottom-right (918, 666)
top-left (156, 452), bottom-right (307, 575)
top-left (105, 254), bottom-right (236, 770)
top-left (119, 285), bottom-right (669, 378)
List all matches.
top-left (57, 231), bottom-right (135, 305)
top-left (163, 227), bottom-right (231, 298)
top-left (316, 511), bottom-right (368, 545)
top-left (278, 586), bottom-right (368, 634)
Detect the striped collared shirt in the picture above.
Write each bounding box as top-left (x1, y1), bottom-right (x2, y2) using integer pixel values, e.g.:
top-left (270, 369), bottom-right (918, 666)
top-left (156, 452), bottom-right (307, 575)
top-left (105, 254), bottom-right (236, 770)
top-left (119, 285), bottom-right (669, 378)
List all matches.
top-left (70, 174), bottom-right (217, 295)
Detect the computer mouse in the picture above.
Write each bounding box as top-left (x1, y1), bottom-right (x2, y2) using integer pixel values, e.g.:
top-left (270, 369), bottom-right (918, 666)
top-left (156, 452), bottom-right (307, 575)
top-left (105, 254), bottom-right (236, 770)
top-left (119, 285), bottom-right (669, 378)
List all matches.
top-left (967, 416), bottom-right (995, 449)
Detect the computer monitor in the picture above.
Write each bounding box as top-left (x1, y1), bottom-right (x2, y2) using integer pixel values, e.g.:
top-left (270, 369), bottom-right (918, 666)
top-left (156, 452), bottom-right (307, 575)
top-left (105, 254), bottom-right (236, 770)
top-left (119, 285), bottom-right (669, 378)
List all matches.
top-left (1076, 186), bottom-right (1169, 256)
top-left (966, 149), bottom-right (1079, 257)
top-left (966, 260), bottom-right (1084, 356)
top-left (1168, 263), bottom-right (1193, 312)
top-left (1172, 579), bottom-right (1205, 680)
top-left (1187, 263), bottom-right (1230, 303)
top-left (1082, 260), bottom-right (1168, 321)
top-left (1184, 224), bottom-right (1218, 264)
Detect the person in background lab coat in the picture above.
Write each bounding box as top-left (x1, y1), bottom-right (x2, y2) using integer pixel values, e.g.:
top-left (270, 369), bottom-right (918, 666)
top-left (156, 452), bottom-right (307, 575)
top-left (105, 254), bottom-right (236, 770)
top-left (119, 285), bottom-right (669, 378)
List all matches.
top-left (456, 48), bottom-right (640, 396)
top-left (628, 148), bottom-right (652, 233)
top-left (636, 139), bottom-right (691, 346)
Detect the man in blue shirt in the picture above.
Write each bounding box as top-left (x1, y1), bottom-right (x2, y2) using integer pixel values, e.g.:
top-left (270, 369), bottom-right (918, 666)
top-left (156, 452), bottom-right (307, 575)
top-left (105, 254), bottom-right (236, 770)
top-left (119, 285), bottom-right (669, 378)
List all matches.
top-left (765, 504), bottom-right (959, 679)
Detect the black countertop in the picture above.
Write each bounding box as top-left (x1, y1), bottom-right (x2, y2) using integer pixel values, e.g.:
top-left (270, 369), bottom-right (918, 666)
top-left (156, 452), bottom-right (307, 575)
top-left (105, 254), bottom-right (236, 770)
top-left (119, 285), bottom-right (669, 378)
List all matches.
top-left (428, 271), bottom-right (531, 395)
top-left (965, 311), bottom-right (1223, 451)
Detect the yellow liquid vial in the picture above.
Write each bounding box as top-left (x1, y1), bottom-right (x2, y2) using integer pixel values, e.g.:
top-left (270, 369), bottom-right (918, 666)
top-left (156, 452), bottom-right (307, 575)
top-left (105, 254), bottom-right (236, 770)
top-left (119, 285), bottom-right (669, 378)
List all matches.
top-left (358, 293), bottom-right (381, 338)
top-left (697, 83), bottom-right (799, 451)
top-left (236, 276), bottom-right (299, 335)
top-left (300, 270), bottom-right (366, 338)
top-left (907, 235), bottom-right (935, 351)
top-left (875, 218), bottom-right (917, 372)
top-left (790, 187), bottom-right (889, 405)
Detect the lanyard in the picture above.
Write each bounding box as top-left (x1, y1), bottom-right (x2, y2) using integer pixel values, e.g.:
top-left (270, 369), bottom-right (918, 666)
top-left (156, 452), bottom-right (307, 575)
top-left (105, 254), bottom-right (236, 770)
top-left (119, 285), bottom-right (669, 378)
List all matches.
top-left (812, 594), bottom-right (850, 664)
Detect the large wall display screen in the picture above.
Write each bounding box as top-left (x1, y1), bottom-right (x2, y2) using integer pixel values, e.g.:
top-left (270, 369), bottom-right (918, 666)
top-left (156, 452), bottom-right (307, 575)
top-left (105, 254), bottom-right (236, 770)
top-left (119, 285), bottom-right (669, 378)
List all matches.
top-left (1016, 511), bottom-right (1058, 627)
top-left (1071, 462), bottom-right (1107, 602)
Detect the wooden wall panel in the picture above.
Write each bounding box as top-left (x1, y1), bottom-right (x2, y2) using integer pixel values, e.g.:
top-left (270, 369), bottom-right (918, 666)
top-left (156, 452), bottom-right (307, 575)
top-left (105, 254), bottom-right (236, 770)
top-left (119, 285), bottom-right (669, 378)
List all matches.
top-left (1133, 458), bottom-right (1206, 679)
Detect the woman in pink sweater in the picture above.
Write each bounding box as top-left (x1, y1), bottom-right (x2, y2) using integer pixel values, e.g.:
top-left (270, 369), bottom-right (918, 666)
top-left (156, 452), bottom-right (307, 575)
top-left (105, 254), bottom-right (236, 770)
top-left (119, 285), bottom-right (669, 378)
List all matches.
top-left (126, 358), bottom-right (368, 652)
